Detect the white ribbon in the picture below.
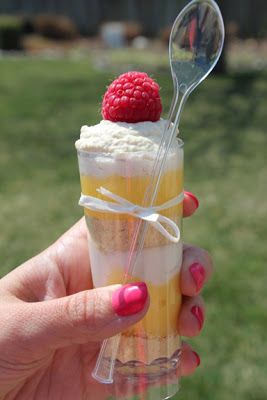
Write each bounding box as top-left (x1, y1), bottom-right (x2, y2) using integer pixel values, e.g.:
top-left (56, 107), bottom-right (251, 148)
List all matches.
top-left (79, 187), bottom-right (184, 243)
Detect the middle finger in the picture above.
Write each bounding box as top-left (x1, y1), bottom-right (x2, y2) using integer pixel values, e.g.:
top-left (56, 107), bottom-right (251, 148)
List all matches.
top-left (180, 244), bottom-right (213, 297)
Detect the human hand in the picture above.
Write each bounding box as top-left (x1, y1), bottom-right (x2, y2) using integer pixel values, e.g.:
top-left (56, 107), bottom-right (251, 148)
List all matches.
top-left (0, 192), bottom-right (212, 400)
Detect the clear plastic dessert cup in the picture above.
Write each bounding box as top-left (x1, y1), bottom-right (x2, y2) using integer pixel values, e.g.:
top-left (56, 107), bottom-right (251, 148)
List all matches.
top-left (77, 138), bottom-right (184, 400)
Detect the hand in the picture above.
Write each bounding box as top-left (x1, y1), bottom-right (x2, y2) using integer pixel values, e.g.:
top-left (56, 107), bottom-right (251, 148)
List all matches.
top-left (0, 192), bottom-right (213, 400)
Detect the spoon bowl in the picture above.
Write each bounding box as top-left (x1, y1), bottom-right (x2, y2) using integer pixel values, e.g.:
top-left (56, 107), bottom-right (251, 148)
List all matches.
top-left (170, 0), bottom-right (224, 96)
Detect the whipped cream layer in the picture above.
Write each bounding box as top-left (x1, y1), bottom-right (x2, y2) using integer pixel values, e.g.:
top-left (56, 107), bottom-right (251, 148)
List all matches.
top-left (76, 119), bottom-right (169, 153)
top-left (76, 119), bottom-right (183, 177)
top-left (89, 241), bottom-right (182, 287)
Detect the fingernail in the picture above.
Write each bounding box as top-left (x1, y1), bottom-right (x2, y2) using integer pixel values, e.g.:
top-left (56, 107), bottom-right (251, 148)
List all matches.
top-left (192, 351), bottom-right (201, 367)
top-left (112, 282), bottom-right (148, 317)
top-left (184, 191), bottom-right (199, 209)
top-left (191, 305), bottom-right (204, 330)
top-left (189, 263), bottom-right (206, 292)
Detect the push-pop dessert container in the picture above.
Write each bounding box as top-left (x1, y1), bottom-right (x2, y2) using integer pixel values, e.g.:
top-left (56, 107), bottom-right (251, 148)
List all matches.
top-left (76, 119), bottom-right (184, 400)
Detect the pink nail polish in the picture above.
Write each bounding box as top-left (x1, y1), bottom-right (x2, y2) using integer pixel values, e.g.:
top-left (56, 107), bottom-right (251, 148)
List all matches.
top-left (192, 351), bottom-right (201, 367)
top-left (112, 282), bottom-right (148, 317)
top-left (184, 191), bottom-right (199, 209)
top-left (189, 263), bottom-right (206, 291)
top-left (191, 305), bottom-right (204, 330)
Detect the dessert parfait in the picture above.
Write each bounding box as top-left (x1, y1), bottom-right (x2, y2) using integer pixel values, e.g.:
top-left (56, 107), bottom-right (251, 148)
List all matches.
top-left (75, 71), bottom-right (184, 380)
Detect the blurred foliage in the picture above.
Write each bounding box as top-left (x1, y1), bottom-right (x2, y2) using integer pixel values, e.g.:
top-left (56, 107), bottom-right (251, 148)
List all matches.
top-left (33, 14), bottom-right (78, 40)
top-left (0, 15), bottom-right (22, 50)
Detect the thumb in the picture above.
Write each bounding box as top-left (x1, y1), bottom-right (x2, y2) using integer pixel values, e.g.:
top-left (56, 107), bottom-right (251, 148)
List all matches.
top-left (26, 282), bottom-right (149, 350)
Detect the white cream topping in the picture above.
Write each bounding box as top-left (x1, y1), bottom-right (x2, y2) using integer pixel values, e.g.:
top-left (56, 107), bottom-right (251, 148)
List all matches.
top-left (75, 119), bottom-right (169, 154)
top-left (76, 119), bottom-right (183, 177)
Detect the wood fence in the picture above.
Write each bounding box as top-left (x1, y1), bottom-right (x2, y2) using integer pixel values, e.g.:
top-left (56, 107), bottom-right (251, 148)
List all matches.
top-left (0, 0), bottom-right (266, 37)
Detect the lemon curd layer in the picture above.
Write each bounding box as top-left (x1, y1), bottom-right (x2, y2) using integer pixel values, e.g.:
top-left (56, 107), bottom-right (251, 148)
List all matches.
top-left (108, 268), bottom-right (181, 337)
top-left (80, 166), bottom-right (183, 219)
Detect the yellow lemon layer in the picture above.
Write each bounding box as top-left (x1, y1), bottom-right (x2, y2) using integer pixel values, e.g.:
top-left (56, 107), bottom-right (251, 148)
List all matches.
top-left (80, 167), bottom-right (183, 219)
top-left (108, 269), bottom-right (181, 337)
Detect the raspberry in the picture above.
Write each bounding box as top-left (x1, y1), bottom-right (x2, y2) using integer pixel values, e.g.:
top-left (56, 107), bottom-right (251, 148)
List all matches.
top-left (101, 71), bottom-right (162, 123)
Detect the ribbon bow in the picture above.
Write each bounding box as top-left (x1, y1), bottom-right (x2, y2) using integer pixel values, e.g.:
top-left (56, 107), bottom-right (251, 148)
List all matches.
top-left (79, 187), bottom-right (184, 243)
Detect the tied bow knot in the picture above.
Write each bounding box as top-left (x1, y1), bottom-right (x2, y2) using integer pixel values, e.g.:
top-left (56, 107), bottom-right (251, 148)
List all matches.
top-left (79, 187), bottom-right (184, 243)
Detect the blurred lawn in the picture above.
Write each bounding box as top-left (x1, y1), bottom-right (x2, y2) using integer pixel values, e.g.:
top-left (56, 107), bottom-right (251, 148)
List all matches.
top-left (0, 57), bottom-right (267, 399)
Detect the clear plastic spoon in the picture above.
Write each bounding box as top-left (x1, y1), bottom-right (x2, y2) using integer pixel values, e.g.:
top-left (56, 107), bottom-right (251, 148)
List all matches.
top-left (92, 0), bottom-right (224, 385)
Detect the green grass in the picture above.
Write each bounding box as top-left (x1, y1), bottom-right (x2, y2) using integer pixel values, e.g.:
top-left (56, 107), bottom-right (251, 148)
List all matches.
top-left (0, 57), bottom-right (267, 399)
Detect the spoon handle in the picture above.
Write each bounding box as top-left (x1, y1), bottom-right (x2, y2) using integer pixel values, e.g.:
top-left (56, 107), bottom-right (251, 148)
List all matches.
top-left (149, 91), bottom-right (189, 202)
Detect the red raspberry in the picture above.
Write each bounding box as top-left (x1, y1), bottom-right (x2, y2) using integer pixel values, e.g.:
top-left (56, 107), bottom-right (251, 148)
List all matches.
top-left (101, 71), bottom-right (162, 123)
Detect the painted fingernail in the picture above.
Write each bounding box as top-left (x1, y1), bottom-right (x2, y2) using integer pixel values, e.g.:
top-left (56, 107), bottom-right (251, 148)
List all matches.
top-left (189, 263), bottom-right (206, 292)
top-left (191, 305), bottom-right (204, 330)
top-left (192, 351), bottom-right (201, 367)
top-left (112, 282), bottom-right (148, 317)
top-left (184, 191), bottom-right (199, 209)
